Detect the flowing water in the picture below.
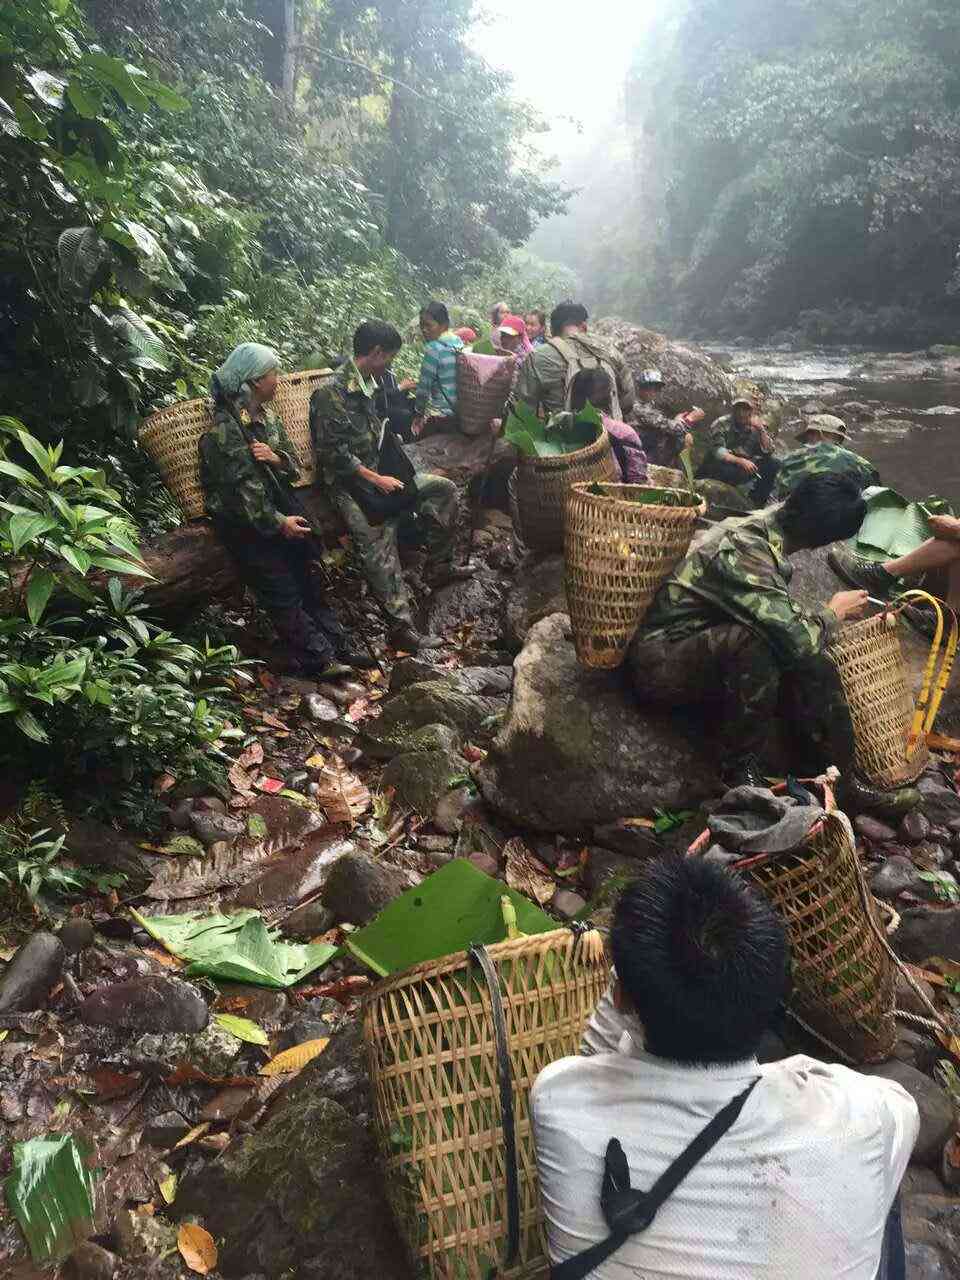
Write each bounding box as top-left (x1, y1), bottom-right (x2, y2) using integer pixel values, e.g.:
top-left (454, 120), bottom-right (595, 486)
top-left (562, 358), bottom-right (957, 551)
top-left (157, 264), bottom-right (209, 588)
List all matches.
top-left (705, 344), bottom-right (960, 505)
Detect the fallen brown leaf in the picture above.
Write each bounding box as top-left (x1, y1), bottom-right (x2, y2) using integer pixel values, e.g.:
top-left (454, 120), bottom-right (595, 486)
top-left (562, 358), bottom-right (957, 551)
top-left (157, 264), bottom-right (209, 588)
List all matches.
top-left (238, 741), bottom-right (265, 770)
top-left (257, 670), bottom-right (278, 692)
top-left (198, 1132), bottom-right (231, 1153)
top-left (153, 773), bottom-right (176, 794)
top-left (312, 756), bottom-right (370, 825)
top-left (259, 711), bottom-right (289, 732)
top-left (503, 838), bottom-right (555, 906)
top-left (296, 974), bottom-right (371, 1004)
top-left (90, 1068), bottom-right (143, 1101)
top-left (178, 1223), bottom-right (218, 1275)
top-left (172, 1121), bottom-right (211, 1150)
top-left (144, 947), bottom-right (183, 969)
top-left (260, 1038), bottom-right (329, 1077)
top-left (164, 1066), bottom-right (259, 1088)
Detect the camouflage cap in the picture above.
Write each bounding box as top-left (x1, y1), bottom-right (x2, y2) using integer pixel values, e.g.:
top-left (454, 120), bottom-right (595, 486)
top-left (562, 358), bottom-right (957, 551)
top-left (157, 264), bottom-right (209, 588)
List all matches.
top-left (731, 395), bottom-right (755, 409)
top-left (796, 413), bottom-right (848, 444)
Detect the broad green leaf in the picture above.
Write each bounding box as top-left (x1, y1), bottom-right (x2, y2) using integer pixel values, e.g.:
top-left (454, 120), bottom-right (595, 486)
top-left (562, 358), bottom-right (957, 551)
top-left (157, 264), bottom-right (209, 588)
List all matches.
top-left (0, 693), bottom-right (18, 714)
top-left (10, 513), bottom-right (57, 554)
top-left (66, 80), bottom-right (102, 119)
top-left (82, 53), bottom-right (149, 110)
top-left (16, 430), bottom-right (54, 475)
top-left (0, 417), bottom-right (27, 436)
top-left (57, 227), bottom-right (109, 294)
top-left (214, 1013), bottom-right (269, 1045)
top-left (502, 422), bottom-right (539, 458)
top-left (15, 709), bottom-right (48, 743)
top-left (0, 460), bottom-right (41, 488)
top-left (853, 487), bottom-right (955, 561)
top-left (86, 553), bottom-right (153, 579)
top-left (36, 658), bottom-right (87, 691)
top-left (58, 544), bottom-right (91, 575)
top-left (144, 79), bottom-right (189, 112)
top-left (26, 569), bottom-right (55, 624)
top-left (3, 1134), bottom-right (98, 1263)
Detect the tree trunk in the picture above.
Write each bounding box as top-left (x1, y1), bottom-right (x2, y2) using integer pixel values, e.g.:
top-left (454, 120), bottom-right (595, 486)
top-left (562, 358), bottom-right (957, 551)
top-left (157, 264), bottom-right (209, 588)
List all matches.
top-left (281, 0), bottom-right (297, 105)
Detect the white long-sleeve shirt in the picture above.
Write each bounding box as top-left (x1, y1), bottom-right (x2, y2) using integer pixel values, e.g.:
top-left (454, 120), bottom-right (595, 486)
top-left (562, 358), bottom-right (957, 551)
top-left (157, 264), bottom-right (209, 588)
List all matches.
top-left (531, 985), bottom-right (919, 1279)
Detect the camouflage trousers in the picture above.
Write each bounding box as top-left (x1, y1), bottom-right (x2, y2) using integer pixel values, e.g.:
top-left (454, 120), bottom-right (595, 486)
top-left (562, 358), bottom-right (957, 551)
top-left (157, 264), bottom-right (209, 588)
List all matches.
top-left (335, 473), bottom-right (458, 627)
top-left (629, 623), bottom-right (856, 774)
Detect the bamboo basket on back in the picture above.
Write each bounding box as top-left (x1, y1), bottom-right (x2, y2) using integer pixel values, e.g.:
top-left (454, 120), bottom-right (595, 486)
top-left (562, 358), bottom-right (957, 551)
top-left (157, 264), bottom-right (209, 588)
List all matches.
top-left (363, 928), bottom-right (610, 1280)
top-left (139, 368), bottom-right (331, 519)
top-left (512, 432), bottom-right (617, 553)
top-left (828, 591), bottom-right (958, 789)
top-left (564, 481), bottom-right (705, 670)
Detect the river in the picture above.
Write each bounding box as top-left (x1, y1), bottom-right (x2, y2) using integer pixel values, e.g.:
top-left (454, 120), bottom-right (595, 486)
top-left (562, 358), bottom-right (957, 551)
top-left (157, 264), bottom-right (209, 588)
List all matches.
top-left (705, 344), bottom-right (960, 505)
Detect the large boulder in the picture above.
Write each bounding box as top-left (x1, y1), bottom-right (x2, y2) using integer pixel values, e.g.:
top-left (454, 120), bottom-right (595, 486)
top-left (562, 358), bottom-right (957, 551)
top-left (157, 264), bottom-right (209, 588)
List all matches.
top-left (593, 318), bottom-right (734, 422)
top-left (504, 553), bottom-right (567, 650)
top-left (360, 679), bottom-right (504, 758)
top-left (405, 430), bottom-right (516, 500)
top-left (476, 613), bottom-right (721, 833)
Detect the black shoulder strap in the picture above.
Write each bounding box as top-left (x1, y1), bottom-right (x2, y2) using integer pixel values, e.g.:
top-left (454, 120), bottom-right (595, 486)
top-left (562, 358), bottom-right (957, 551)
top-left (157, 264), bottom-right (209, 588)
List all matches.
top-left (551, 1078), bottom-right (760, 1280)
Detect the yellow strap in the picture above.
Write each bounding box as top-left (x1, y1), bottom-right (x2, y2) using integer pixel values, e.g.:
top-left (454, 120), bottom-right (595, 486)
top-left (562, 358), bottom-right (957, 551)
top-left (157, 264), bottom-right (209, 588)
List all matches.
top-left (888, 590), bottom-right (959, 748)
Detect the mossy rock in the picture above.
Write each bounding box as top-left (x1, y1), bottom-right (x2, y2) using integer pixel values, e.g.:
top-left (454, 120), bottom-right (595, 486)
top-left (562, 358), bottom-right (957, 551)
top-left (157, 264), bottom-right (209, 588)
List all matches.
top-left (382, 748), bottom-right (467, 816)
top-left (361, 681), bottom-right (501, 758)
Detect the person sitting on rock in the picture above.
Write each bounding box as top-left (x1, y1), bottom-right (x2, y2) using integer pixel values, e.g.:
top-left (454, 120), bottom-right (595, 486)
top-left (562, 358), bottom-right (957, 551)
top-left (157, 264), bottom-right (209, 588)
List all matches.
top-left (698, 395), bottom-right (781, 506)
top-left (629, 472), bottom-right (916, 814)
top-left (309, 320), bottom-right (472, 653)
top-left (514, 300), bottom-right (636, 421)
top-left (632, 368), bottom-right (706, 469)
top-left (568, 367), bottom-right (647, 484)
top-left (532, 856), bottom-right (918, 1280)
top-left (198, 342), bottom-right (365, 678)
top-left (775, 414), bottom-right (878, 499)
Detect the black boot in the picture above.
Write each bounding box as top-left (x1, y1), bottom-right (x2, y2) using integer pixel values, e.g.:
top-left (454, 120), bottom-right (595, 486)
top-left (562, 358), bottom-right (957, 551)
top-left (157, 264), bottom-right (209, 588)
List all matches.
top-left (272, 606), bottom-right (352, 679)
top-left (390, 623), bottom-right (445, 651)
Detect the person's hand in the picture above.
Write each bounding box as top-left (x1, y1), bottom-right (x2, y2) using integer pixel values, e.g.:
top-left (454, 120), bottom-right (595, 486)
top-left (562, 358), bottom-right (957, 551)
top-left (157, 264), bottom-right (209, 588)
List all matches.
top-left (737, 456), bottom-right (759, 475)
top-left (829, 589), bottom-right (870, 622)
top-left (687, 407), bottom-right (706, 425)
top-left (280, 515), bottom-right (312, 540)
top-left (683, 432), bottom-right (693, 449)
top-left (251, 442), bottom-right (281, 465)
top-left (398, 378), bottom-right (416, 392)
top-left (491, 417), bottom-right (503, 437)
top-left (411, 416), bottom-right (424, 438)
top-left (373, 474), bottom-right (406, 495)
top-left (929, 515), bottom-right (960, 542)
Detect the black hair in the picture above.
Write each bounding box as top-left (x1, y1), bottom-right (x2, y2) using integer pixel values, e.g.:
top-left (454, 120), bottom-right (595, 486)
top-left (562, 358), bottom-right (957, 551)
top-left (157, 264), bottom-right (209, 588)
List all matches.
top-left (353, 320), bottom-right (403, 357)
top-left (550, 300), bottom-right (589, 336)
top-left (778, 472), bottom-right (866, 550)
top-left (612, 857), bottom-right (789, 1065)
top-left (570, 366), bottom-right (612, 413)
top-left (526, 308), bottom-right (547, 327)
top-left (420, 301), bottom-right (450, 329)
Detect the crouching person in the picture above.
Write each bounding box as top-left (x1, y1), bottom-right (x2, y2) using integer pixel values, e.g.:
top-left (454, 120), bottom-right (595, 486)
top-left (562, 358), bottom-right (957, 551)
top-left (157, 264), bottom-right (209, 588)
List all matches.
top-left (309, 320), bottom-right (472, 652)
top-left (199, 342), bottom-right (365, 678)
top-left (629, 473), bottom-right (915, 815)
top-left (532, 857), bottom-right (918, 1280)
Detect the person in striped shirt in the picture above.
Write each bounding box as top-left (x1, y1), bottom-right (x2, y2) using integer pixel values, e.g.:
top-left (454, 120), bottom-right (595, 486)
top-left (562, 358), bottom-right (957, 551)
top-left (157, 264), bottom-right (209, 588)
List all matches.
top-left (413, 301), bottom-right (465, 436)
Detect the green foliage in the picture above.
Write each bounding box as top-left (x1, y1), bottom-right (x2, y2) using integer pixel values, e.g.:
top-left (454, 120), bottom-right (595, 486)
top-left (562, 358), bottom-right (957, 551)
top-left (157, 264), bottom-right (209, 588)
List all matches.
top-left (0, 800), bottom-right (122, 908)
top-left (918, 870), bottom-right (960, 904)
top-left (503, 402), bottom-right (602, 458)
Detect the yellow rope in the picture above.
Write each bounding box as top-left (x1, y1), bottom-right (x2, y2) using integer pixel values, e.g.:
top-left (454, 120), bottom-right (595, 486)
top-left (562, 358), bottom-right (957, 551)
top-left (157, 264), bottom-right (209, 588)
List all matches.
top-left (886, 590), bottom-right (959, 749)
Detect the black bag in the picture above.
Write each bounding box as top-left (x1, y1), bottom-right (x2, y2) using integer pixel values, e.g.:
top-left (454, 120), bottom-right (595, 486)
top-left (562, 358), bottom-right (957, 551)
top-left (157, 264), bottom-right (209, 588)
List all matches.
top-left (347, 422), bottom-right (418, 523)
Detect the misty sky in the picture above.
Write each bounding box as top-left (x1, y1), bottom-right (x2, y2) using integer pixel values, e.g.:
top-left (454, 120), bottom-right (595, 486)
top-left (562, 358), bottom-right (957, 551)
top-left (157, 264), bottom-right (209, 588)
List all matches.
top-left (470, 0), bottom-right (661, 155)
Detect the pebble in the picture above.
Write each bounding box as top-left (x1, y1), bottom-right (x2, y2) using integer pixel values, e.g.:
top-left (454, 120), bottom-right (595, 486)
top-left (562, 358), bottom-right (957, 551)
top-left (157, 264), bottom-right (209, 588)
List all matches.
top-left (322, 852), bottom-right (415, 926)
top-left (189, 808), bottom-right (245, 847)
top-left (143, 1110), bottom-right (191, 1147)
top-left (433, 785), bottom-right (475, 834)
top-left (468, 851), bottom-right (500, 878)
top-left (318, 680), bottom-right (365, 708)
top-left (917, 777), bottom-right (960, 826)
top-left (551, 889), bottom-right (587, 919)
top-left (286, 770), bottom-right (310, 792)
top-left (79, 975), bottom-right (209, 1034)
top-left (67, 1241), bottom-right (119, 1279)
top-left (282, 900), bottom-right (336, 939)
top-left (58, 918), bottom-right (95, 955)
top-left (306, 693), bottom-right (340, 722)
top-left (900, 811), bottom-right (932, 845)
top-left (168, 797), bottom-right (195, 830)
top-left (854, 814), bottom-right (898, 845)
top-left (194, 795), bottom-right (227, 815)
top-left (0, 932), bottom-right (65, 1013)
top-left (114, 1208), bottom-right (177, 1259)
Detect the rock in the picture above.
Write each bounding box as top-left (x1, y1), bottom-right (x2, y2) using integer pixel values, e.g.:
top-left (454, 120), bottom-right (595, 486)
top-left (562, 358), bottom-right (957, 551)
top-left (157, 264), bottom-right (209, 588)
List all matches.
top-left (175, 1023), bottom-right (412, 1279)
top-left (67, 1241), bottom-right (119, 1280)
top-left (114, 1208), bottom-right (177, 1260)
top-left (415, 834), bottom-right (455, 853)
top-left (285, 769), bottom-right (310, 791)
top-left (364, 681), bottom-right (503, 756)
top-left (902, 811), bottom-right (932, 845)
top-left (58, 919), bottom-right (95, 954)
top-left (131, 1021), bottom-right (241, 1076)
top-left (928, 344), bottom-right (960, 359)
top-left (433, 784), bottom-right (475, 834)
top-left (143, 1110), bottom-right (191, 1147)
top-left (406, 429), bottom-right (516, 494)
top-left (468, 851), bottom-right (500, 877)
top-left (306, 692), bottom-right (340, 721)
top-left (901, 1167), bottom-right (946, 1198)
top-left (282, 900), bottom-right (336, 940)
top-left (381, 749), bottom-right (466, 816)
top-left (322, 852), bottom-right (415, 925)
top-left (942, 1141), bottom-right (960, 1192)
top-left (896, 907), bottom-right (960, 963)
top-left (189, 809), bottom-right (245, 847)
top-left (593, 318), bottom-right (734, 423)
top-left (229, 827), bottom-right (353, 910)
top-left (476, 614), bottom-right (721, 833)
top-left (855, 815), bottom-right (898, 845)
top-left (592, 820), bottom-right (662, 861)
top-left (213, 985), bottom-right (288, 1027)
top-left (0, 932), bottom-right (65, 1012)
top-left (901, 1193), bottom-right (960, 1276)
top-left (913, 842), bottom-right (952, 871)
top-left (194, 795), bottom-right (227, 815)
top-left (60, 817), bottom-right (153, 887)
top-left (388, 659), bottom-right (512, 696)
top-left (871, 855), bottom-right (923, 899)
top-left (918, 775), bottom-right (960, 825)
top-left (503, 553), bottom-right (566, 649)
top-left (79, 975), bottom-right (209, 1034)
top-left (585, 847), bottom-right (643, 898)
top-left (896, 970), bottom-right (938, 1019)
top-left (426, 572), bottom-right (505, 640)
top-left (551, 888), bottom-right (587, 919)
top-left (862, 1061), bottom-right (953, 1167)
top-left (168, 798), bottom-right (195, 830)
top-left (903, 1241), bottom-right (954, 1279)
top-left (317, 680), bottom-right (366, 708)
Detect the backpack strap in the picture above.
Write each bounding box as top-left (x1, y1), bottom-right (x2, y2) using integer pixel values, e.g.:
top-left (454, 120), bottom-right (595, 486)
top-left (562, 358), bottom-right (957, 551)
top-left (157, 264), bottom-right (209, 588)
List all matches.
top-left (551, 1078), bottom-right (760, 1280)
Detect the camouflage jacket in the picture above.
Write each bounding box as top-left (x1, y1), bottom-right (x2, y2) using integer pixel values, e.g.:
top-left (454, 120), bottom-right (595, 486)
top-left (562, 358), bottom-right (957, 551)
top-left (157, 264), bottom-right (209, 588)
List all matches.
top-left (639, 507), bottom-right (839, 667)
top-left (199, 404), bottom-right (301, 536)
top-left (774, 442), bottom-right (878, 500)
top-left (309, 360), bottom-right (383, 490)
top-left (706, 413), bottom-right (774, 467)
top-left (634, 402), bottom-right (688, 466)
top-left (514, 333), bottom-right (636, 420)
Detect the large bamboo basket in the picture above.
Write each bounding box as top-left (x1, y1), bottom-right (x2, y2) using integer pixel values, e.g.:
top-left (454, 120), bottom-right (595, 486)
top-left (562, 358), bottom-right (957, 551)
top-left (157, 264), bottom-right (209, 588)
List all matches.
top-left (512, 432), bottom-right (617, 554)
top-left (564, 482), bottom-right (705, 670)
top-left (828, 613), bottom-right (930, 789)
top-left (689, 796), bottom-right (896, 1064)
top-left (139, 369), bottom-right (332, 519)
top-left (363, 928), bottom-right (610, 1280)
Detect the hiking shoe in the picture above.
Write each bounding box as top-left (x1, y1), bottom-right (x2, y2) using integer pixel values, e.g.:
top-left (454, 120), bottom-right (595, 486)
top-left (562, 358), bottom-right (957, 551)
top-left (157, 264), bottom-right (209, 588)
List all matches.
top-left (828, 548), bottom-right (897, 599)
top-left (303, 658), bottom-right (353, 680)
top-left (424, 560), bottom-right (477, 590)
top-left (838, 774), bottom-right (921, 819)
top-left (337, 644), bottom-right (380, 671)
top-left (390, 625), bottom-right (445, 652)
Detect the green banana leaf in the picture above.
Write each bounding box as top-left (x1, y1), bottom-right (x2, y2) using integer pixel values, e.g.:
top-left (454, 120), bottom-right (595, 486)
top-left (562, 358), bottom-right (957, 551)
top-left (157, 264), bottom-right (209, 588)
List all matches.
top-left (132, 908), bottom-right (337, 987)
top-left (503, 400), bottom-right (602, 459)
top-left (5, 1135), bottom-right (98, 1263)
top-left (853, 486), bottom-right (955, 561)
top-left (345, 857), bottom-right (557, 977)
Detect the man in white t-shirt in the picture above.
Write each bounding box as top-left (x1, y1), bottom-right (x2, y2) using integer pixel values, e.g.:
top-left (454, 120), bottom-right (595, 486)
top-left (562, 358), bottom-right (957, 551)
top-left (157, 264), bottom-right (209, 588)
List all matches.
top-left (531, 857), bottom-right (919, 1280)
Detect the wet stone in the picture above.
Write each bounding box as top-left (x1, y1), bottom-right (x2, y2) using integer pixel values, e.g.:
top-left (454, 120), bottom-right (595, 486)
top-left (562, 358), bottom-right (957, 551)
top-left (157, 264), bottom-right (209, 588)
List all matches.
top-left (189, 809), bottom-right (245, 847)
top-left (168, 798), bottom-right (195, 831)
top-left (0, 932), bottom-right (65, 1013)
top-left (871, 855), bottom-right (923, 899)
top-left (282, 900), bottom-right (336, 941)
top-left (901, 811), bottom-right (932, 845)
top-left (854, 815), bottom-right (898, 845)
top-left (322, 852), bottom-right (416, 926)
top-left (306, 693), bottom-right (340, 721)
top-left (143, 1110), bottom-right (191, 1147)
top-left (79, 975), bottom-right (209, 1034)
top-left (551, 889), bottom-right (587, 919)
top-left (67, 1241), bottom-right (119, 1280)
top-left (433, 784), bottom-right (475, 835)
top-left (58, 919), bottom-right (96, 954)
top-left (194, 795), bottom-right (227, 815)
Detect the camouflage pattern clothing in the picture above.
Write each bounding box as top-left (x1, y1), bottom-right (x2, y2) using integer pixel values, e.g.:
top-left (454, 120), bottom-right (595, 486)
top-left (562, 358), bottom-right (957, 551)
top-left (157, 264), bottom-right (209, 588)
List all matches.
top-left (199, 402), bottom-right (302, 536)
top-left (703, 412), bottom-right (775, 469)
top-left (633, 401), bottom-right (689, 467)
top-left (514, 333), bottom-right (636, 421)
top-left (774, 441), bottom-right (878, 500)
top-left (697, 412), bottom-right (781, 504)
top-left (310, 360), bottom-right (457, 627)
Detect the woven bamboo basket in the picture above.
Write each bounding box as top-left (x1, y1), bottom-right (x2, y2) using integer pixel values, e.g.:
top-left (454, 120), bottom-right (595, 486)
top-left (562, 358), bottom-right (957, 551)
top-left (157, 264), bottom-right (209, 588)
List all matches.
top-left (645, 464), bottom-right (684, 489)
top-left (828, 613), bottom-right (930, 789)
top-left (512, 432), bottom-right (617, 553)
top-left (564, 482), bottom-right (705, 670)
top-left (139, 369), bottom-right (332, 519)
top-left (363, 928), bottom-right (610, 1280)
top-left (689, 799), bottom-right (896, 1064)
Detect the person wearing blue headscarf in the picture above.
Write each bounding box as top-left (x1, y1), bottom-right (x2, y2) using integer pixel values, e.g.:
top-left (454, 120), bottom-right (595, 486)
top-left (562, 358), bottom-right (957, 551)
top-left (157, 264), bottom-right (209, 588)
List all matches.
top-left (199, 343), bottom-right (372, 676)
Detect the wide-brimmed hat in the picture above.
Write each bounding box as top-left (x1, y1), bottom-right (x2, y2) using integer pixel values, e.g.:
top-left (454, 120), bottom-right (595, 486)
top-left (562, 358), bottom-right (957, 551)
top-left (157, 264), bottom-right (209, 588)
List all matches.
top-left (796, 413), bottom-right (848, 444)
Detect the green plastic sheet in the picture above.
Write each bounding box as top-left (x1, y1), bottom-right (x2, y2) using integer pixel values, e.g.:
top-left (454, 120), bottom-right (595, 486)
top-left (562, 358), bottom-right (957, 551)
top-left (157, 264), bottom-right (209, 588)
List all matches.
top-left (345, 857), bottom-right (557, 977)
top-left (4, 1134), bottom-right (98, 1263)
top-left (132, 908), bottom-right (337, 987)
top-left (853, 486), bottom-right (955, 561)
